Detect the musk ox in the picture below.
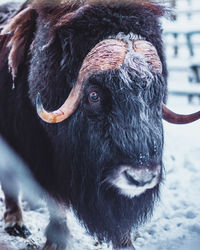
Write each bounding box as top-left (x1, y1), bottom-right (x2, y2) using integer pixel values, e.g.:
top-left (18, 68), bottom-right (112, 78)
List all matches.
top-left (0, 0), bottom-right (200, 249)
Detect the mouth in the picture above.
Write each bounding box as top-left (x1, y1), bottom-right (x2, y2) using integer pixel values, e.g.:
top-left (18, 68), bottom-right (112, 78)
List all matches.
top-left (109, 164), bottom-right (161, 198)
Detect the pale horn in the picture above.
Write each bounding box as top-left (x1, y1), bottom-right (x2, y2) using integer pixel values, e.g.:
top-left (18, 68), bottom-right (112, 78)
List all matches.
top-left (36, 39), bottom-right (127, 123)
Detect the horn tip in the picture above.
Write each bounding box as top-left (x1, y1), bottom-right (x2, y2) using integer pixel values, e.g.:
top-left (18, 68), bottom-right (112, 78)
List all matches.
top-left (36, 92), bottom-right (43, 115)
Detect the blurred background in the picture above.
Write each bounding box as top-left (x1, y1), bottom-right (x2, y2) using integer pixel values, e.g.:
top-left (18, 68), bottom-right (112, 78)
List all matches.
top-left (164, 0), bottom-right (200, 101)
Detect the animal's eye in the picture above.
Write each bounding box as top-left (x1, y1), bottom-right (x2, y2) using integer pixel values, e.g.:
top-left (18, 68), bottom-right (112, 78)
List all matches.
top-left (88, 91), bottom-right (100, 103)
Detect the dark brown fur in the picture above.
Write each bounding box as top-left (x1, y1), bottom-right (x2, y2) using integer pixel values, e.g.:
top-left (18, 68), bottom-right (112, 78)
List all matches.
top-left (0, 0), bottom-right (167, 79)
top-left (0, 1), bottom-right (167, 248)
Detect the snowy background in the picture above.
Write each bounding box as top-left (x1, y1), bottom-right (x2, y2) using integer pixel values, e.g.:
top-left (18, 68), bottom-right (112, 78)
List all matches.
top-left (0, 0), bottom-right (200, 249)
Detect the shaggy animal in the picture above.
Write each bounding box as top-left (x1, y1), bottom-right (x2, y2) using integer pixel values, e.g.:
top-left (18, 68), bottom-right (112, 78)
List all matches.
top-left (0, 0), bottom-right (200, 249)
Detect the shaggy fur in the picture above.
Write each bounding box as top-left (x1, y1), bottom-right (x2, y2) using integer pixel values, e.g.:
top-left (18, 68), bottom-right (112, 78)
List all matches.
top-left (0, 0), bottom-right (167, 248)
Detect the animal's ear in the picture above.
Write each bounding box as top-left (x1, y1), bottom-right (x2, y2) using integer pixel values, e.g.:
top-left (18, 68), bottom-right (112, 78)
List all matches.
top-left (0, 6), bottom-right (37, 79)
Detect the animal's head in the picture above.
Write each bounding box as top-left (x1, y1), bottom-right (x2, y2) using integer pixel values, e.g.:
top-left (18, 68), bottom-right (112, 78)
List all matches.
top-left (1, 0), bottom-right (200, 242)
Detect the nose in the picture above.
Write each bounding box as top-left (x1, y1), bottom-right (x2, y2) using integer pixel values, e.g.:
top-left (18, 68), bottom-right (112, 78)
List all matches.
top-left (124, 166), bottom-right (161, 187)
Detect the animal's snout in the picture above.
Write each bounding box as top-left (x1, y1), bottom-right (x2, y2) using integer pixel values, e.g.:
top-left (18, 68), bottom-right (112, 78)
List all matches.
top-left (123, 167), bottom-right (159, 187)
top-left (109, 165), bottom-right (161, 198)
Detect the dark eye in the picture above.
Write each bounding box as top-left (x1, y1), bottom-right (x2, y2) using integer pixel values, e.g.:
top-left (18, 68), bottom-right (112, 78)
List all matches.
top-left (88, 91), bottom-right (100, 103)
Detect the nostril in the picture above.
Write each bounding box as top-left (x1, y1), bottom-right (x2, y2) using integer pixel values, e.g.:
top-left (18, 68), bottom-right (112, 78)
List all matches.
top-left (124, 169), bottom-right (156, 187)
top-left (124, 171), bottom-right (141, 186)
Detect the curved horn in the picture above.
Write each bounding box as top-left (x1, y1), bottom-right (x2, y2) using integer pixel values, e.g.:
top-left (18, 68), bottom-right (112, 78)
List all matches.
top-left (133, 40), bottom-right (200, 124)
top-left (36, 39), bottom-right (127, 123)
top-left (162, 103), bottom-right (200, 124)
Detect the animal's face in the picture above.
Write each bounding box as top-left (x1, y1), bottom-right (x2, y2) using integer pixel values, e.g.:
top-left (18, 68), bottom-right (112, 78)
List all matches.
top-left (64, 45), bottom-right (165, 199)
top-left (25, 15), bottom-right (165, 199)
top-left (27, 20), bottom-right (166, 199)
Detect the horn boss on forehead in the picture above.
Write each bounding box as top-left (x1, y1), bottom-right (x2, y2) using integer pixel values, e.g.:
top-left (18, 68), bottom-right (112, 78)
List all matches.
top-left (37, 39), bottom-right (127, 123)
top-left (37, 38), bottom-right (163, 123)
top-left (132, 40), bottom-right (162, 74)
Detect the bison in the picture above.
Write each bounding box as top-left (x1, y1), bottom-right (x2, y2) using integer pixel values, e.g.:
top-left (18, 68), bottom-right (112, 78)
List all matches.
top-left (0, 0), bottom-right (200, 249)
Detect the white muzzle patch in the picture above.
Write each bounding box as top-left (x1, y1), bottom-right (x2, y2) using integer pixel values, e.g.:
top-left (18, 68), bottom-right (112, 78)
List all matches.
top-left (109, 165), bottom-right (161, 198)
